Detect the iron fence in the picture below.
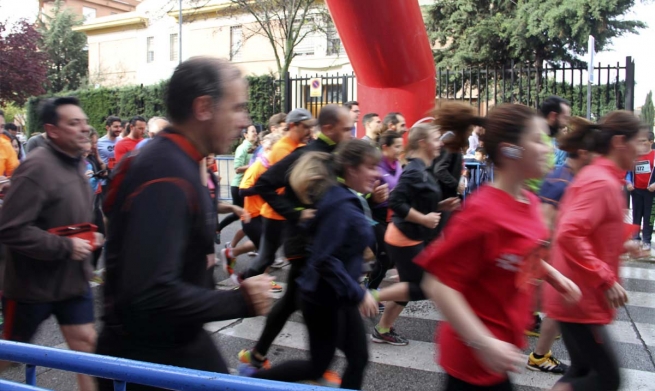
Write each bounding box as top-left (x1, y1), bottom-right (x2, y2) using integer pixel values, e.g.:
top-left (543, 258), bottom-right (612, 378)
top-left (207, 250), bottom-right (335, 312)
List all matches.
top-left (436, 57), bottom-right (635, 119)
top-left (275, 57), bottom-right (635, 120)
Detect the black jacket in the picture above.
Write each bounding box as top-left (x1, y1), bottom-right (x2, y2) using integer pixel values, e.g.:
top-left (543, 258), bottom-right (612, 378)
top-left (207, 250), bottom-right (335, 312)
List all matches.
top-left (390, 158), bottom-right (443, 243)
top-left (253, 136), bottom-right (337, 259)
top-left (432, 150), bottom-right (463, 199)
top-left (101, 129), bottom-right (254, 344)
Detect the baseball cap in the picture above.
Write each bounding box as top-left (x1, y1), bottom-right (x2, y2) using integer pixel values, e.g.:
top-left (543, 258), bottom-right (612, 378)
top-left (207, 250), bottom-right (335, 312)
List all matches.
top-left (286, 108), bottom-right (316, 125)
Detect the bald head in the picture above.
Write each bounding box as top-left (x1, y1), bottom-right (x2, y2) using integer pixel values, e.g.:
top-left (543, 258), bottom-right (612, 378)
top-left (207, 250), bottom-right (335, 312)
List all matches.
top-left (319, 104), bottom-right (352, 144)
top-left (147, 116), bottom-right (170, 137)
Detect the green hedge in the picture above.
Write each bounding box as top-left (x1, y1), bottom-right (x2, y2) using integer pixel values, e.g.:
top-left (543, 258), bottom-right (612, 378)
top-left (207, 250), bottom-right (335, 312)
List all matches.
top-left (26, 75), bottom-right (279, 137)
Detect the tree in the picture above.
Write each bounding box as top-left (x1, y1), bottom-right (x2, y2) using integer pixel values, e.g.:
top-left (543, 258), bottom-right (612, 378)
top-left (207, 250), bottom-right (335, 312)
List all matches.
top-left (0, 20), bottom-right (48, 105)
top-left (642, 91), bottom-right (655, 129)
top-left (228, 0), bottom-right (327, 77)
top-left (427, 0), bottom-right (646, 68)
top-left (38, 0), bottom-right (89, 93)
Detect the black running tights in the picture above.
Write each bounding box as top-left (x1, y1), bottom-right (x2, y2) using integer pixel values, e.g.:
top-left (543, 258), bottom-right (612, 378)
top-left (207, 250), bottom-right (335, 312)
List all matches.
top-left (253, 300), bottom-right (369, 390)
top-left (556, 322), bottom-right (621, 391)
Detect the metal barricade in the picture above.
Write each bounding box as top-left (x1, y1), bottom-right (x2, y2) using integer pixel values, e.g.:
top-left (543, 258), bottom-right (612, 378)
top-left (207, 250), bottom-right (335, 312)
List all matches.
top-left (215, 155), bottom-right (234, 201)
top-left (0, 340), bottom-right (344, 391)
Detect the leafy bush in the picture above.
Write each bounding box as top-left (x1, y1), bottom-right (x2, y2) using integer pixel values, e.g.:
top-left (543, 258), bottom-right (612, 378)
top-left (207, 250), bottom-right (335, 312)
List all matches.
top-left (26, 75), bottom-right (280, 140)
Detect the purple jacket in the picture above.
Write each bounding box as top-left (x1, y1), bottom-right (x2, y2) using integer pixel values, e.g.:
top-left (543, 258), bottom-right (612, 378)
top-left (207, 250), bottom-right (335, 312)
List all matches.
top-left (373, 157), bottom-right (402, 222)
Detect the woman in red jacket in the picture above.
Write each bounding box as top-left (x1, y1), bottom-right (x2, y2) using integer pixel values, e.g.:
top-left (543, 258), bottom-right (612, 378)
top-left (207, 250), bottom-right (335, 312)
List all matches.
top-left (414, 104), bottom-right (581, 390)
top-left (544, 112), bottom-right (644, 391)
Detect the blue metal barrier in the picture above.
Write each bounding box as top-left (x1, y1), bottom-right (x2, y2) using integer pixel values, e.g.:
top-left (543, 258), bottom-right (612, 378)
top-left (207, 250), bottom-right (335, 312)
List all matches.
top-left (0, 340), bottom-right (344, 391)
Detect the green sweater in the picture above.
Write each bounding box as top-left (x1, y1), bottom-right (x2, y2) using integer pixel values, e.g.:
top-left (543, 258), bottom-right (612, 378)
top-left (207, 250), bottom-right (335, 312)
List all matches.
top-left (232, 140), bottom-right (253, 187)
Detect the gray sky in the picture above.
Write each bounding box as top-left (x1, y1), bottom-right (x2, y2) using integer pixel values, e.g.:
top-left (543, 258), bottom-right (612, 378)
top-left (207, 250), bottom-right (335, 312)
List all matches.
top-left (1, 0), bottom-right (654, 105)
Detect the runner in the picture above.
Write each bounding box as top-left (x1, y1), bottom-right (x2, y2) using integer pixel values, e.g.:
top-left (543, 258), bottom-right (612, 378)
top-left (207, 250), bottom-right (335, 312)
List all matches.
top-left (217, 124), bottom-right (258, 246)
top-left (236, 108), bottom-right (315, 293)
top-left (242, 139), bottom-right (380, 390)
top-left (544, 112), bottom-right (644, 391)
top-left (626, 130), bottom-right (655, 253)
top-left (114, 115), bottom-right (146, 162)
top-left (220, 133), bottom-right (283, 279)
top-left (0, 97), bottom-right (103, 391)
top-left (526, 121), bottom-right (597, 374)
top-left (367, 131), bottom-right (404, 303)
top-left (372, 117), bottom-right (461, 346)
top-left (95, 57), bottom-right (272, 391)
top-left (414, 103), bottom-right (580, 390)
top-left (237, 105), bottom-right (353, 386)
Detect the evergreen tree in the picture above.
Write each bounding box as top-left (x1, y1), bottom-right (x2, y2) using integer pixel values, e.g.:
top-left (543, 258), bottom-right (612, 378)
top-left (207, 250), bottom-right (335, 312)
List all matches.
top-left (642, 91), bottom-right (655, 129)
top-left (427, 0), bottom-right (646, 68)
top-left (38, 0), bottom-right (89, 93)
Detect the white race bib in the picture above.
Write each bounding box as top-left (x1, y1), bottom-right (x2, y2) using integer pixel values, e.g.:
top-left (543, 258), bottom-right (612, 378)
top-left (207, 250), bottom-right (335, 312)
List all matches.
top-left (636, 160), bottom-right (652, 174)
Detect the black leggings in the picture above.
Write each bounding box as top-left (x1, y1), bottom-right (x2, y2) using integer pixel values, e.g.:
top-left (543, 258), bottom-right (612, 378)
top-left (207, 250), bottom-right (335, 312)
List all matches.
top-left (556, 322), bottom-right (621, 391)
top-left (368, 222), bottom-right (392, 290)
top-left (632, 188), bottom-right (655, 244)
top-left (218, 186), bottom-right (244, 232)
top-left (91, 195), bottom-right (105, 269)
top-left (242, 218), bottom-right (285, 279)
top-left (254, 257), bottom-right (305, 356)
top-left (445, 375), bottom-right (513, 391)
top-left (242, 216), bottom-right (263, 250)
top-left (386, 242), bottom-right (426, 306)
top-left (253, 300), bottom-right (369, 390)
top-left (96, 328), bottom-right (228, 391)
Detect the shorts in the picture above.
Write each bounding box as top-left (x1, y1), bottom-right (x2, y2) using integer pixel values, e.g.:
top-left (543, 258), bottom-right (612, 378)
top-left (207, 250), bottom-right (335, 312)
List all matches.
top-left (2, 286), bottom-right (95, 343)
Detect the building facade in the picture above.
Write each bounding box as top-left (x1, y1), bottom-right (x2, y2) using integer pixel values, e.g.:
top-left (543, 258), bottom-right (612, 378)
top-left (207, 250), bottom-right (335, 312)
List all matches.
top-left (75, 0), bottom-right (436, 88)
top-left (40, 0), bottom-right (141, 20)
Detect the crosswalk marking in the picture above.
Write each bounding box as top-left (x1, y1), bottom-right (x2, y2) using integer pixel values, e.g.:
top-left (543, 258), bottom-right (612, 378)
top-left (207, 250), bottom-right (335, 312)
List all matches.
top-left (219, 316), bottom-right (655, 390)
top-left (621, 265), bottom-right (655, 281)
top-left (216, 278), bottom-right (655, 347)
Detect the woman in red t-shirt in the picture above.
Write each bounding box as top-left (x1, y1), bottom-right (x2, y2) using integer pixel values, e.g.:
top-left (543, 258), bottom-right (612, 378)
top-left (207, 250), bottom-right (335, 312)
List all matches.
top-left (414, 104), bottom-right (581, 390)
top-left (543, 113), bottom-right (644, 391)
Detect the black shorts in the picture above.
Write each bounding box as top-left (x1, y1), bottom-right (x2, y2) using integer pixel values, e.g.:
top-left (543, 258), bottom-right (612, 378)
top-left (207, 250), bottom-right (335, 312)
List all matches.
top-left (2, 286), bottom-right (95, 343)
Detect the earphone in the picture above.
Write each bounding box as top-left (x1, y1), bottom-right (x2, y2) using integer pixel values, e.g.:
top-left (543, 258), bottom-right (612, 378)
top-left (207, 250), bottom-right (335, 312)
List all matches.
top-left (500, 145), bottom-right (524, 160)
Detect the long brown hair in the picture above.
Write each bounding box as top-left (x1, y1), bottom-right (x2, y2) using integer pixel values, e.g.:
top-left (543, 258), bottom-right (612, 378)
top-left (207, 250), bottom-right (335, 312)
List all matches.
top-left (432, 101), bottom-right (482, 151)
top-left (565, 111), bottom-right (642, 156)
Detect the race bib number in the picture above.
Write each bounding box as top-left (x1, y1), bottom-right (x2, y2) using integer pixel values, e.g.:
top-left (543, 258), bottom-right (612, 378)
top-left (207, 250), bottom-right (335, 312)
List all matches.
top-left (636, 160), bottom-right (652, 174)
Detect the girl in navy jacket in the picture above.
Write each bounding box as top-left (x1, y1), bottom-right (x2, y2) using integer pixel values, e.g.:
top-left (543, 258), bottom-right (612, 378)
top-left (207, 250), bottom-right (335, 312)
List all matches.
top-left (246, 139), bottom-right (380, 390)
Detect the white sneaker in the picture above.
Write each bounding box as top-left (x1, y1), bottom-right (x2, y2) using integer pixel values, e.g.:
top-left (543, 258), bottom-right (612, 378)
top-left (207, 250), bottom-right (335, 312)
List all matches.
top-left (271, 257), bottom-right (289, 269)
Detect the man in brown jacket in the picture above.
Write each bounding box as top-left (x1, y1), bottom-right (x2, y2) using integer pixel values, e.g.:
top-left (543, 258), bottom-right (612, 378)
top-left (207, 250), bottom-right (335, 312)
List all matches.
top-left (0, 96), bottom-right (103, 391)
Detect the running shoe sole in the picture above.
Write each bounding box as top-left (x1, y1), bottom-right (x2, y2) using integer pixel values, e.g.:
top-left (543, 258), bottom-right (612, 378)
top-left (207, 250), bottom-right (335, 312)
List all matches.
top-left (370, 335), bottom-right (409, 346)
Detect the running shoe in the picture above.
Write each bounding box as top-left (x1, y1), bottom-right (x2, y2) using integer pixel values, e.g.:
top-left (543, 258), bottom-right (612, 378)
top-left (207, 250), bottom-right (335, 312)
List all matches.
top-left (371, 327), bottom-right (409, 346)
top-left (220, 248), bottom-right (236, 276)
top-left (526, 351), bottom-right (569, 374)
top-left (525, 313), bottom-right (542, 337)
top-left (237, 363), bottom-right (259, 377)
top-left (248, 252), bottom-right (258, 257)
top-left (270, 281), bottom-right (283, 293)
top-left (238, 349), bottom-right (271, 370)
top-left (271, 257), bottom-right (289, 269)
top-left (317, 370), bottom-right (341, 388)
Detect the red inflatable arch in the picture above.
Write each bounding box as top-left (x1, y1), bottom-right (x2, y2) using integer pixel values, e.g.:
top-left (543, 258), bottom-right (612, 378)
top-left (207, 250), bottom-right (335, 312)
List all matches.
top-left (325, 0), bottom-right (436, 137)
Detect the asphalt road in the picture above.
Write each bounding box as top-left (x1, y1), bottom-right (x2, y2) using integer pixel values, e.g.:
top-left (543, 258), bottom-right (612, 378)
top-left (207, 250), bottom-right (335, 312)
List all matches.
top-left (3, 220), bottom-right (655, 390)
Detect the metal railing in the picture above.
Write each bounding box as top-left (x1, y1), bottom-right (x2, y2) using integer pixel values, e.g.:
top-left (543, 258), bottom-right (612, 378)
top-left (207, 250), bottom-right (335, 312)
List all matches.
top-left (215, 155), bottom-right (235, 201)
top-left (0, 340), bottom-right (342, 391)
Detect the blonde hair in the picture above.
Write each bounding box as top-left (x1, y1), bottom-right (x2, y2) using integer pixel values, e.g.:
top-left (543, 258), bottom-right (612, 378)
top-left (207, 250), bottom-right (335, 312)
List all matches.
top-left (289, 152), bottom-right (335, 204)
top-left (262, 133), bottom-right (282, 150)
top-left (407, 123), bottom-right (438, 153)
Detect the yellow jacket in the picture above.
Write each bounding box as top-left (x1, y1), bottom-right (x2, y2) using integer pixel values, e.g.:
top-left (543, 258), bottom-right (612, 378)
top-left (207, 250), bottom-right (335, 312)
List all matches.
top-left (0, 136), bottom-right (19, 176)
